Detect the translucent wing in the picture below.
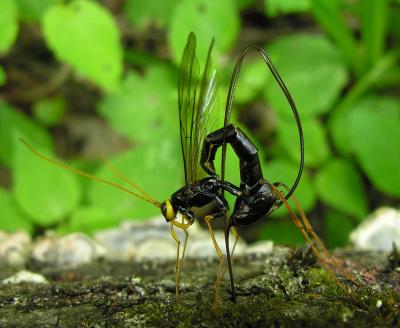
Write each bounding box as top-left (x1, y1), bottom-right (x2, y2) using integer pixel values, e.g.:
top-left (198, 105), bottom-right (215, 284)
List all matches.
top-left (178, 33), bottom-right (217, 186)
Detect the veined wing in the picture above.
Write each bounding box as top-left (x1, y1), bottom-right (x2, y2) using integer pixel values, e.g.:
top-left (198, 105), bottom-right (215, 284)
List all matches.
top-left (178, 33), bottom-right (217, 186)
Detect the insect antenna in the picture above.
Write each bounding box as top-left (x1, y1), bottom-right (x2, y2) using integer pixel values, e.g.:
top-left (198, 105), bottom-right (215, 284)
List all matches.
top-left (19, 138), bottom-right (161, 208)
top-left (99, 155), bottom-right (161, 207)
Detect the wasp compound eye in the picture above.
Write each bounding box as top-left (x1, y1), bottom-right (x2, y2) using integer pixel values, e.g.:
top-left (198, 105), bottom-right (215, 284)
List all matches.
top-left (161, 200), bottom-right (175, 222)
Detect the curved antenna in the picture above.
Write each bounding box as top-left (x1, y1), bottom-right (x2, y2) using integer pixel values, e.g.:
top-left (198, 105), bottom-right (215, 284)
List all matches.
top-left (19, 138), bottom-right (161, 208)
top-left (99, 155), bottom-right (158, 204)
top-left (221, 46), bottom-right (304, 201)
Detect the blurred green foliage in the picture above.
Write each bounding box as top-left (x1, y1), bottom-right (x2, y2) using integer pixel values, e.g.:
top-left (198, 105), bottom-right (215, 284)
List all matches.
top-left (0, 0), bottom-right (19, 53)
top-left (0, 0), bottom-right (399, 248)
top-left (33, 96), bottom-right (66, 126)
top-left (43, 0), bottom-right (123, 92)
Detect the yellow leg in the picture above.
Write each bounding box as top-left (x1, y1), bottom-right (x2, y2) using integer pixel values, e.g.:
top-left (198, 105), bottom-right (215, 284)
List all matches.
top-left (170, 224), bottom-right (181, 302)
top-left (268, 183), bottom-right (323, 263)
top-left (204, 215), bottom-right (224, 307)
top-left (270, 183), bottom-right (357, 288)
top-left (178, 215), bottom-right (190, 271)
top-left (277, 183), bottom-right (359, 285)
top-left (274, 182), bottom-right (331, 259)
top-left (170, 221), bottom-right (190, 302)
top-left (180, 227), bottom-right (189, 285)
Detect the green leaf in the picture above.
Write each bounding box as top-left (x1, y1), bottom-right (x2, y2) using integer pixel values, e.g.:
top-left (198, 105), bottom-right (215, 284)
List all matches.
top-left (348, 97), bottom-right (400, 197)
top-left (234, 60), bottom-right (269, 104)
top-left (57, 206), bottom-right (115, 235)
top-left (0, 0), bottom-right (18, 54)
top-left (13, 140), bottom-right (81, 226)
top-left (259, 219), bottom-right (308, 246)
top-left (0, 102), bottom-right (53, 168)
top-left (0, 187), bottom-right (33, 233)
top-left (278, 116), bottom-right (331, 168)
top-left (311, 0), bottom-right (361, 75)
top-left (123, 0), bottom-right (177, 29)
top-left (263, 34), bottom-right (348, 118)
top-left (98, 65), bottom-right (178, 144)
top-left (0, 65), bottom-right (6, 86)
top-left (89, 141), bottom-right (183, 220)
top-left (168, 0), bottom-right (240, 64)
top-left (15, 0), bottom-right (57, 22)
top-left (315, 158), bottom-right (368, 220)
top-left (265, 0), bottom-right (310, 17)
top-left (42, 0), bottom-right (123, 92)
top-left (125, 49), bottom-right (168, 68)
top-left (329, 53), bottom-right (399, 154)
top-left (361, 0), bottom-right (388, 69)
top-left (324, 210), bottom-right (356, 248)
top-left (262, 158), bottom-right (317, 217)
top-left (33, 97), bottom-right (66, 127)
top-left (234, 0), bottom-right (255, 10)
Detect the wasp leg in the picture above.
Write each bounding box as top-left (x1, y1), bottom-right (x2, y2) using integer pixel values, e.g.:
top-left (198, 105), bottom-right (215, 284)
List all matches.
top-left (274, 182), bottom-right (331, 259)
top-left (169, 222), bottom-right (189, 302)
top-left (269, 184), bottom-right (354, 285)
top-left (218, 180), bottom-right (241, 197)
top-left (169, 224), bottom-right (181, 301)
top-left (273, 182), bottom-right (359, 286)
top-left (204, 214), bottom-right (225, 307)
top-left (201, 190), bottom-right (229, 213)
top-left (268, 183), bottom-right (324, 262)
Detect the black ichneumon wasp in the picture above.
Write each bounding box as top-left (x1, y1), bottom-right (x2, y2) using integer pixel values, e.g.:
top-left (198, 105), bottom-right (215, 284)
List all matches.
top-left (21, 32), bottom-right (334, 303)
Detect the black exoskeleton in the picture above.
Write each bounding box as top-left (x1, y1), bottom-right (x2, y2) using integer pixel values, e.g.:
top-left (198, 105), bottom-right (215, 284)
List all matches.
top-left (23, 33), bottom-right (305, 305)
top-left (169, 176), bottom-right (240, 224)
top-left (161, 33), bottom-right (304, 303)
top-left (201, 123), bottom-right (276, 227)
top-left (164, 123), bottom-right (276, 228)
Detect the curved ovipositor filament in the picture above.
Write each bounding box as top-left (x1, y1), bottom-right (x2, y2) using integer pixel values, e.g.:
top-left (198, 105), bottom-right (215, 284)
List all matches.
top-left (217, 44), bottom-right (304, 303)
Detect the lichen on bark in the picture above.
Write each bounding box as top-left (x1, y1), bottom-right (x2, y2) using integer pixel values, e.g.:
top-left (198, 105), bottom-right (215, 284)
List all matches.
top-left (0, 246), bottom-right (399, 327)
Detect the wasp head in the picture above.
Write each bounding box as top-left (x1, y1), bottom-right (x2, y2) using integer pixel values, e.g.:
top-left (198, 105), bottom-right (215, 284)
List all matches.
top-left (160, 199), bottom-right (176, 222)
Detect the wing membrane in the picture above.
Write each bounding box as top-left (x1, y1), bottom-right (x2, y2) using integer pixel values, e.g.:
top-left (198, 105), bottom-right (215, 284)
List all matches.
top-left (178, 33), bottom-right (217, 186)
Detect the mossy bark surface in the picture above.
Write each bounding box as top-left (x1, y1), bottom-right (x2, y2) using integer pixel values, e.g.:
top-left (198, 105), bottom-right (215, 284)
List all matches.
top-left (0, 247), bottom-right (399, 327)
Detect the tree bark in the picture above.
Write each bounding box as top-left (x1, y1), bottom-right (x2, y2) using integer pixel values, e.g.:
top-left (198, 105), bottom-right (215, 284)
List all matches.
top-left (0, 246), bottom-right (399, 327)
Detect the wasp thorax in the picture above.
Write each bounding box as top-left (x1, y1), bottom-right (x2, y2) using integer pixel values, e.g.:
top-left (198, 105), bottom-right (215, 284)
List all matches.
top-left (160, 199), bottom-right (176, 222)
